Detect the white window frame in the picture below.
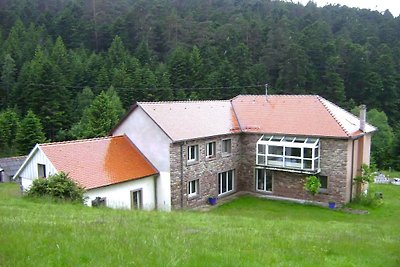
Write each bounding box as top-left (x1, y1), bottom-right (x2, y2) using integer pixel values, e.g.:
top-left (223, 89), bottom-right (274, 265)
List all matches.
top-left (206, 141), bottom-right (216, 159)
top-left (188, 179), bottom-right (199, 198)
top-left (255, 168), bottom-right (273, 192)
top-left (256, 135), bottom-right (320, 173)
top-left (131, 189), bottom-right (142, 209)
top-left (218, 170), bottom-right (235, 196)
top-left (187, 144), bottom-right (199, 163)
top-left (222, 139), bottom-right (232, 156)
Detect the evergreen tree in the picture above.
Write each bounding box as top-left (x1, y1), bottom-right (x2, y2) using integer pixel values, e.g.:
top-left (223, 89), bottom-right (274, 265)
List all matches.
top-left (71, 89), bottom-right (124, 138)
top-left (15, 110), bottom-right (46, 155)
top-left (1, 54), bottom-right (16, 108)
top-left (0, 109), bottom-right (19, 152)
top-left (136, 39), bottom-right (151, 66)
top-left (107, 35), bottom-right (127, 68)
top-left (74, 86), bottom-right (95, 121)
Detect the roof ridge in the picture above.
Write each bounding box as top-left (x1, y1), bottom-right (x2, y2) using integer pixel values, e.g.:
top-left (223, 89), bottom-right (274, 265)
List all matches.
top-left (231, 94), bottom-right (320, 101)
top-left (317, 96), bottom-right (350, 136)
top-left (39, 135), bottom-right (122, 147)
top-left (138, 99), bottom-right (230, 105)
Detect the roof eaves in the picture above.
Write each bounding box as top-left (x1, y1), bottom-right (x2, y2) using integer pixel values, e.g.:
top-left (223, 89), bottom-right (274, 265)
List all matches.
top-left (13, 144), bottom-right (43, 179)
top-left (230, 99), bottom-right (244, 133)
top-left (88, 173), bottom-right (158, 190)
top-left (317, 96), bottom-right (351, 137)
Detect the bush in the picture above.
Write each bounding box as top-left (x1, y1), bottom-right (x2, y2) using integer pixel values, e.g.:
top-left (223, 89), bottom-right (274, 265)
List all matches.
top-left (352, 191), bottom-right (383, 208)
top-left (27, 172), bottom-right (85, 203)
top-left (304, 175), bottom-right (321, 196)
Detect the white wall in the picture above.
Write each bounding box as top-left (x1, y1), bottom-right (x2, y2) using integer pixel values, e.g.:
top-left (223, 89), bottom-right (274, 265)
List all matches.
top-left (113, 106), bottom-right (173, 210)
top-left (19, 147), bottom-right (57, 191)
top-left (113, 106), bottom-right (172, 172)
top-left (157, 172), bottom-right (171, 211)
top-left (85, 176), bottom-right (156, 210)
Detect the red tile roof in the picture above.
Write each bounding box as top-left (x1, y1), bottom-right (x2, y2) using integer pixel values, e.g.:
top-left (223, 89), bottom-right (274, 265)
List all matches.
top-left (134, 95), bottom-right (375, 140)
top-left (232, 95), bottom-right (375, 138)
top-left (139, 100), bottom-right (240, 141)
top-left (39, 135), bottom-right (158, 190)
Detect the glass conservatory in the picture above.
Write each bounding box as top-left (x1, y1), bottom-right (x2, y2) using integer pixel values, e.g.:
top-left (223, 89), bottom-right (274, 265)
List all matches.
top-left (256, 135), bottom-right (321, 174)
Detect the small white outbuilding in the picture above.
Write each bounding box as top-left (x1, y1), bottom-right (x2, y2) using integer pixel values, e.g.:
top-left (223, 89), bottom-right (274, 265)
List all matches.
top-left (14, 135), bottom-right (159, 210)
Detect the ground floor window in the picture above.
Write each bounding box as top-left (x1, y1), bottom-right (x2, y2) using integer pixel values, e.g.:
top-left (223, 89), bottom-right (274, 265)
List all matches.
top-left (188, 179), bottom-right (199, 197)
top-left (318, 175), bottom-right (328, 192)
top-left (256, 168), bottom-right (273, 192)
top-left (218, 170), bottom-right (234, 196)
top-left (131, 189), bottom-right (142, 209)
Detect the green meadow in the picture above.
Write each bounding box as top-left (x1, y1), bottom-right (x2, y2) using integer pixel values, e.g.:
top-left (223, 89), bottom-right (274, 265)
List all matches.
top-left (1, 183), bottom-right (399, 266)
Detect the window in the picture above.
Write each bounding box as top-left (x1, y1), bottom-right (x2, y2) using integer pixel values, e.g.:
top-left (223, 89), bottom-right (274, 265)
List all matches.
top-left (92, 197), bottom-right (106, 207)
top-left (222, 139), bottom-right (232, 155)
top-left (187, 145), bottom-right (199, 163)
top-left (131, 190), bottom-right (142, 209)
top-left (188, 179), bottom-right (199, 197)
top-left (318, 175), bottom-right (328, 192)
top-left (206, 142), bottom-right (216, 158)
top-left (37, 164), bottom-right (46, 178)
top-left (256, 169), bottom-right (273, 192)
top-left (256, 135), bottom-right (320, 173)
top-left (218, 170), bottom-right (234, 196)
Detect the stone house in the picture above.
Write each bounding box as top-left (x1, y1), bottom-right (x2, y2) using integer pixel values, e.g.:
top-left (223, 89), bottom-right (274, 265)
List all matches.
top-left (15, 94), bottom-right (375, 211)
top-left (112, 95), bottom-right (375, 210)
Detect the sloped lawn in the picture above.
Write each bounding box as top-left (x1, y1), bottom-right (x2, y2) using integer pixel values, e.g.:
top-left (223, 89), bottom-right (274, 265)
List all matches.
top-left (0, 183), bottom-right (399, 266)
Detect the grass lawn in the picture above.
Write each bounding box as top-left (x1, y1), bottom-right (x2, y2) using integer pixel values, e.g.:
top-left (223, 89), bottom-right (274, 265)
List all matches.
top-left (382, 169), bottom-right (400, 178)
top-left (1, 183), bottom-right (399, 266)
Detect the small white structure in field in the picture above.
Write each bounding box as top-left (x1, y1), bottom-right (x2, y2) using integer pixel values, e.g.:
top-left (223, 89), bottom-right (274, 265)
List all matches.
top-left (392, 178), bottom-right (400, 186)
top-left (14, 135), bottom-right (158, 210)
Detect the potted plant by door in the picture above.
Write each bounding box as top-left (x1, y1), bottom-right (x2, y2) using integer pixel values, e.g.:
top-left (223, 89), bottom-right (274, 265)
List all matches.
top-left (208, 195), bottom-right (217, 205)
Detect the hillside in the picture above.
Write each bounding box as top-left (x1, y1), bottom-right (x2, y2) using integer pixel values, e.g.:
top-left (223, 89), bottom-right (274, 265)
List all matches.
top-left (0, 0), bottom-right (399, 168)
top-left (0, 183), bottom-right (399, 266)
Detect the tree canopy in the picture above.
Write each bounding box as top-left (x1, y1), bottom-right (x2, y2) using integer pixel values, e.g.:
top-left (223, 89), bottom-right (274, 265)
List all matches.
top-left (0, 0), bottom-right (399, 169)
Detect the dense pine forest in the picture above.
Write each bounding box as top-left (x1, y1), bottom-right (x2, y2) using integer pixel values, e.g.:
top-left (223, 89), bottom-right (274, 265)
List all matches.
top-left (0, 0), bottom-right (399, 169)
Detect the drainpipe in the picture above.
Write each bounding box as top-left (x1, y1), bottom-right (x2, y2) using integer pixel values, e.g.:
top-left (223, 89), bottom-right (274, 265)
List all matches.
top-left (180, 142), bottom-right (184, 209)
top-left (153, 175), bottom-right (158, 210)
top-left (350, 139), bottom-right (355, 202)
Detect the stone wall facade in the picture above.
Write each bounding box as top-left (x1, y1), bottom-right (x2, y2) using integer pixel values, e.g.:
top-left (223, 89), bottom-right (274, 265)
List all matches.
top-left (240, 134), bottom-right (350, 204)
top-left (170, 134), bottom-right (242, 209)
top-left (170, 133), bottom-right (351, 209)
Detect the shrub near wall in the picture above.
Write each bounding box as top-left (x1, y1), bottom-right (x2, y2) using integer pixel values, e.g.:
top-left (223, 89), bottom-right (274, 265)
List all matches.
top-left (27, 172), bottom-right (85, 203)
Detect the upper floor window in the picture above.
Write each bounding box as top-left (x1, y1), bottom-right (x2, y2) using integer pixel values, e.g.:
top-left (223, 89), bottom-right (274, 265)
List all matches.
top-left (187, 145), bottom-right (199, 163)
top-left (256, 135), bottom-right (320, 173)
top-left (222, 139), bottom-right (232, 155)
top-left (206, 141), bottom-right (216, 158)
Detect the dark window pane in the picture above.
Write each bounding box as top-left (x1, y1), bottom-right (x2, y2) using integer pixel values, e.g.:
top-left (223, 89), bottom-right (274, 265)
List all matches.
top-left (304, 148), bottom-right (312, 158)
top-left (269, 146), bottom-right (283, 155)
top-left (303, 160), bottom-right (312, 169)
top-left (258, 155), bottom-right (266, 165)
top-left (285, 147), bottom-right (301, 157)
top-left (319, 176), bottom-right (328, 189)
top-left (258, 144), bottom-right (266, 154)
top-left (265, 171), bottom-right (272, 191)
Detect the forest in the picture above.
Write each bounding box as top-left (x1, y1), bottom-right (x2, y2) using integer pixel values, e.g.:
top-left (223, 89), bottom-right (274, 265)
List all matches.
top-left (0, 0), bottom-right (399, 170)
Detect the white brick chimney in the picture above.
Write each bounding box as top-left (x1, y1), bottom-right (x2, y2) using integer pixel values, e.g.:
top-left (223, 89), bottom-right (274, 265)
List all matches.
top-left (359, 104), bottom-right (366, 132)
